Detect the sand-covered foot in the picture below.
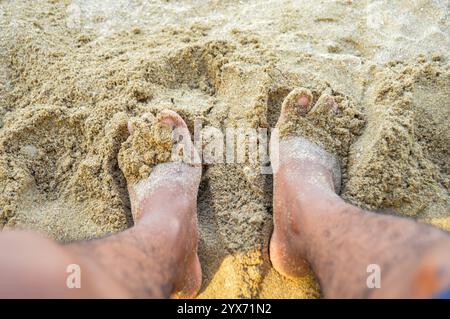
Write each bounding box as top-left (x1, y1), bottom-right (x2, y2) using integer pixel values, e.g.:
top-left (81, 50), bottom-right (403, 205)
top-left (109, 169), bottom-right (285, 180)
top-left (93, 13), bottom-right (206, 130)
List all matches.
top-left (269, 87), bottom-right (365, 279)
top-left (275, 87), bottom-right (365, 175)
top-left (118, 109), bottom-right (202, 298)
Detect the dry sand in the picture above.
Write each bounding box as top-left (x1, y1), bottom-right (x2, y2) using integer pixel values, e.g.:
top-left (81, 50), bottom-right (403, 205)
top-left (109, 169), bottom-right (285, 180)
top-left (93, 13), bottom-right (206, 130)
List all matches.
top-left (0, 0), bottom-right (449, 298)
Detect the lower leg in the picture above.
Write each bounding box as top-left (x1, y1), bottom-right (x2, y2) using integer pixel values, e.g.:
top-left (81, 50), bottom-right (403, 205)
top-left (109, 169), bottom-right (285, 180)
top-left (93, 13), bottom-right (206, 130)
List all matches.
top-left (270, 87), bottom-right (450, 298)
top-left (0, 230), bottom-right (129, 298)
top-left (0, 182), bottom-right (199, 298)
top-left (0, 110), bottom-right (202, 298)
top-left (274, 163), bottom-right (450, 298)
top-left (67, 180), bottom-right (201, 298)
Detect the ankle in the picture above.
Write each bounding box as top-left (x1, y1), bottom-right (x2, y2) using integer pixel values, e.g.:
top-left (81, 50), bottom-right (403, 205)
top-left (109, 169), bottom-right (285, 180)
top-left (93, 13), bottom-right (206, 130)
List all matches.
top-left (286, 181), bottom-right (347, 241)
top-left (274, 165), bottom-right (337, 227)
top-left (135, 184), bottom-right (196, 220)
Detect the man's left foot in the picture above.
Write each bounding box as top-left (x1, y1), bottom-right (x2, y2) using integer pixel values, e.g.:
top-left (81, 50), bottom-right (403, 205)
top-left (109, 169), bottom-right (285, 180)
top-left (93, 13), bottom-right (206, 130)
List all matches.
top-left (120, 110), bottom-right (202, 298)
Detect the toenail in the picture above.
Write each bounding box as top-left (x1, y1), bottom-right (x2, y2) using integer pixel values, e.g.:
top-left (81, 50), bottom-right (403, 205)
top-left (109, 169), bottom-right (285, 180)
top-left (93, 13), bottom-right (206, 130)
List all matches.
top-left (297, 95), bottom-right (310, 107)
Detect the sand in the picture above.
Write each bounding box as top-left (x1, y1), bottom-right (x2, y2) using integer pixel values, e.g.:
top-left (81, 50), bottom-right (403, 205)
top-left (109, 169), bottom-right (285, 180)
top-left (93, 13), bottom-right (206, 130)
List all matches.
top-left (118, 116), bottom-right (174, 184)
top-left (0, 0), bottom-right (449, 298)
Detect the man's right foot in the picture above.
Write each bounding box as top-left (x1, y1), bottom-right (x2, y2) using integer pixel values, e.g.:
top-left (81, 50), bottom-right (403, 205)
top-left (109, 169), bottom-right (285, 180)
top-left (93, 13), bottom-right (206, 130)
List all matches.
top-left (269, 88), bottom-right (363, 279)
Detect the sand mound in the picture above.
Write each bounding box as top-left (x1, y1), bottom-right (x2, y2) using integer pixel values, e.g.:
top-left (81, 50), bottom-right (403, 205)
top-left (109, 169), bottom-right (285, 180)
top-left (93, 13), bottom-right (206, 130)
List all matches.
top-left (0, 105), bottom-right (131, 241)
top-left (118, 117), bottom-right (174, 184)
top-left (344, 60), bottom-right (450, 227)
top-left (0, 0), bottom-right (448, 298)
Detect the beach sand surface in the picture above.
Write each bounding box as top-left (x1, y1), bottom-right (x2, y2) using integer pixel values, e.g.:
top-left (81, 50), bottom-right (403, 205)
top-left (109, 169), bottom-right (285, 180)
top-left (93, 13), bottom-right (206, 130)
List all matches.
top-left (0, 0), bottom-right (449, 298)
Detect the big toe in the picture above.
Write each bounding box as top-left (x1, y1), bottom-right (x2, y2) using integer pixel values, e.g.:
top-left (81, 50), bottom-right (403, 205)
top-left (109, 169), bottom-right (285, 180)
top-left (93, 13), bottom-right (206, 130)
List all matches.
top-left (158, 109), bottom-right (200, 165)
top-left (157, 109), bottom-right (188, 129)
top-left (278, 88), bottom-right (313, 125)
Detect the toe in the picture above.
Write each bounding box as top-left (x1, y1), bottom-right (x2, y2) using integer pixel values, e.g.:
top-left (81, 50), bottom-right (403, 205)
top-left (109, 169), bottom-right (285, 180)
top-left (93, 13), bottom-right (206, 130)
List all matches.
top-left (141, 112), bottom-right (156, 123)
top-left (310, 94), bottom-right (338, 114)
top-left (127, 117), bottom-right (143, 135)
top-left (157, 109), bottom-right (188, 129)
top-left (157, 110), bottom-right (200, 165)
top-left (328, 97), bottom-right (339, 113)
top-left (127, 120), bottom-right (135, 135)
top-left (281, 88), bottom-right (314, 117)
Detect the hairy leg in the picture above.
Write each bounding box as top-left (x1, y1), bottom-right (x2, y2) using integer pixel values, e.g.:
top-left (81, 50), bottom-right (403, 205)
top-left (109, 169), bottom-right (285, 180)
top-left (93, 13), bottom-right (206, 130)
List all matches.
top-left (270, 88), bottom-right (450, 298)
top-left (0, 110), bottom-right (201, 298)
top-left (0, 230), bottom-right (129, 298)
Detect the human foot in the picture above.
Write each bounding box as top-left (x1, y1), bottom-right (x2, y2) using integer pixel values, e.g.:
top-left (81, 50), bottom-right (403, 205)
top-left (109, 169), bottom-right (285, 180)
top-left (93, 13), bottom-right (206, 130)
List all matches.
top-left (118, 110), bottom-right (202, 298)
top-left (269, 87), bottom-right (365, 279)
